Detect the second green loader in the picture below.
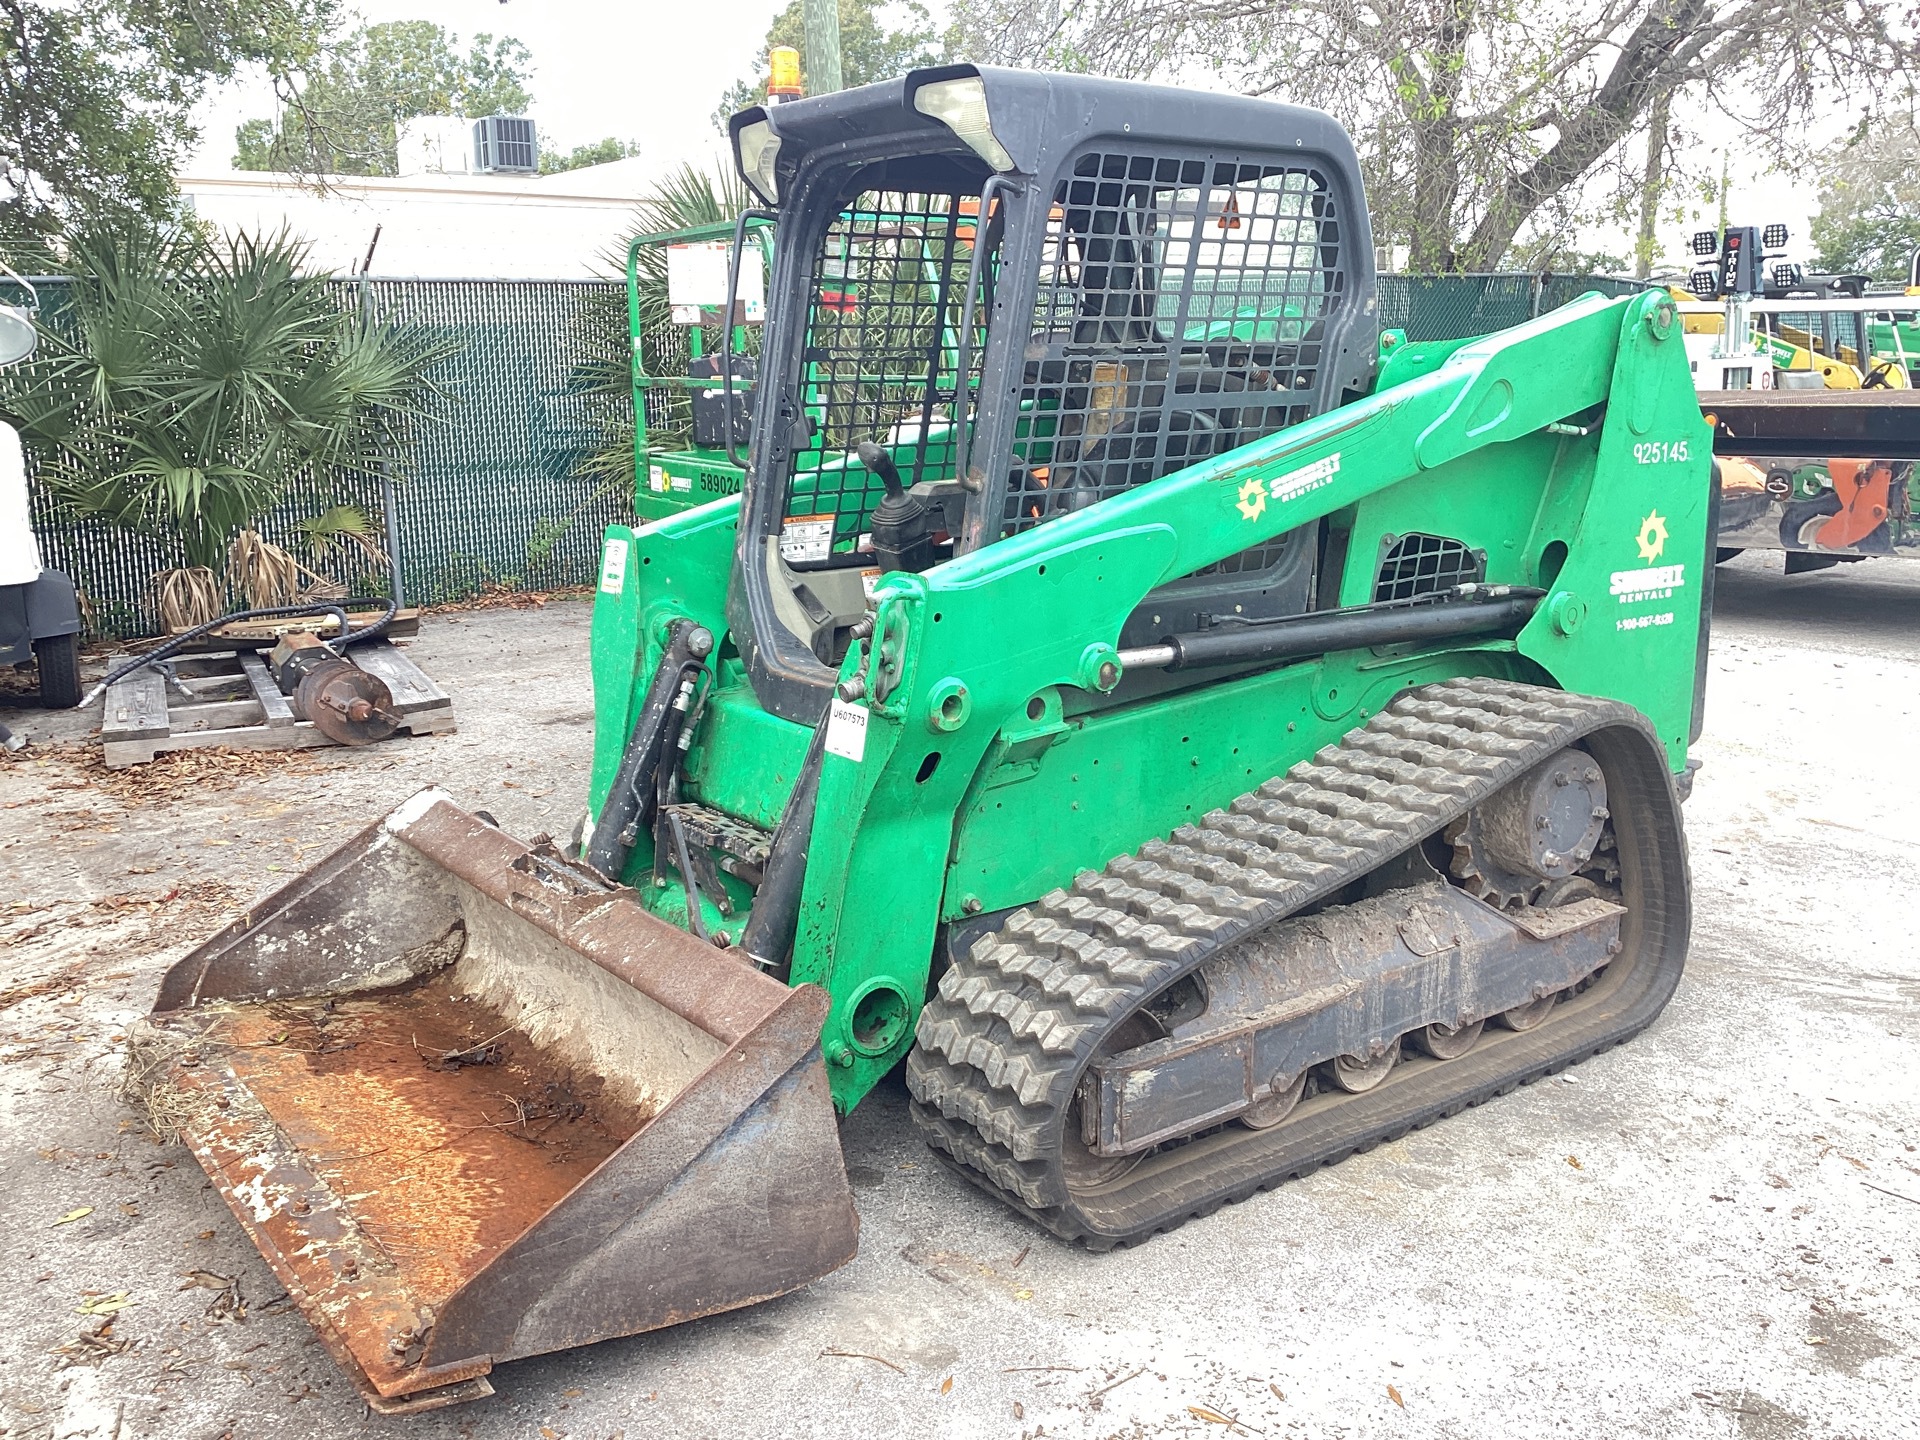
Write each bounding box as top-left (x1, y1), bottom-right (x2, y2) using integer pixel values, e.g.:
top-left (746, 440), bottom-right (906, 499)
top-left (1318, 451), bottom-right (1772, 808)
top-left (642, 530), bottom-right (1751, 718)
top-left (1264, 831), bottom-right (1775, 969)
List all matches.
top-left (134, 64), bottom-right (1713, 1411)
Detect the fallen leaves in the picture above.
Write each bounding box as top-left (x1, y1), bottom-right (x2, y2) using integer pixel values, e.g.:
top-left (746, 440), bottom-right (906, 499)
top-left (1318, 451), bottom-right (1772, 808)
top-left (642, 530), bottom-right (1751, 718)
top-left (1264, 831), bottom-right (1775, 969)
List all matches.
top-left (0, 962), bottom-right (87, 1008)
top-left (940, 1376), bottom-right (953, 1395)
top-left (427, 583), bottom-right (589, 615)
top-left (52, 1318), bottom-right (131, 1369)
top-left (2, 883), bottom-right (241, 965)
top-left (52, 1207), bottom-right (92, 1226)
top-left (1566, 1155), bottom-right (1584, 1170)
top-left (179, 1269), bottom-right (246, 1321)
top-left (21, 739), bottom-right (328, 806)
top-left (1388, 1383), bottom-right (1405, 1408)
top-left (75, 1292), bottom-right (132, 1316)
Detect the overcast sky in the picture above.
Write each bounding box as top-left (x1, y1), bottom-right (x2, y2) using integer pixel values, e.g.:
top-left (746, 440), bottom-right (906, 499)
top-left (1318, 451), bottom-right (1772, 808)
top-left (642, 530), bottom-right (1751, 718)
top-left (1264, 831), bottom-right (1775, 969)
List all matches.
top-left (188, 0), bottom-right (797, 179)
top-left (186, 2), bottom-right (1819, 273)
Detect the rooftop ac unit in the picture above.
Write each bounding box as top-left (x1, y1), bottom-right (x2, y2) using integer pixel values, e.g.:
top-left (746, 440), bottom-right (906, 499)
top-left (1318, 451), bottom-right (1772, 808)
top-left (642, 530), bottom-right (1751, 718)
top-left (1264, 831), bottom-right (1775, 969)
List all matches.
top-left (473, 116), bottom-right (538, 174)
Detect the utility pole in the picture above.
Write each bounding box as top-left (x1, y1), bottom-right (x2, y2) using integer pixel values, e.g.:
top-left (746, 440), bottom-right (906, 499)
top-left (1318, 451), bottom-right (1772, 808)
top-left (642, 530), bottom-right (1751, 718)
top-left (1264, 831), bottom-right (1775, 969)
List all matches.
top-left (801, 0), bottom-right (844, 95)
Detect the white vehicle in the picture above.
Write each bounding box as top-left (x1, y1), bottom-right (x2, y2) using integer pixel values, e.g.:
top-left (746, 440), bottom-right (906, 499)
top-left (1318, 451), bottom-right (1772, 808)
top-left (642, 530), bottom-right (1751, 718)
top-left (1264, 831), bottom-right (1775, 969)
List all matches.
top-left (0, 275), bottom-right (82, 710)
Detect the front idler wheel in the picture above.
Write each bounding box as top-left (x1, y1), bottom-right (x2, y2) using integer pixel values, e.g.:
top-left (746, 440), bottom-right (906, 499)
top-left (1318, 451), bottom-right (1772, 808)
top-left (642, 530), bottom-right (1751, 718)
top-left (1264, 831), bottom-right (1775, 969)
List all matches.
top-left (1062, 1010), bottom-right (1162, 1195)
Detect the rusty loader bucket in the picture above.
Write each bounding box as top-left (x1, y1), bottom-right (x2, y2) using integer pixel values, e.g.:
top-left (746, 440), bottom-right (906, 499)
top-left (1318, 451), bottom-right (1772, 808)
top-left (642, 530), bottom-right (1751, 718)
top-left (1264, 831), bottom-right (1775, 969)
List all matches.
top-left (131, 790), bottom-right (859, 1413)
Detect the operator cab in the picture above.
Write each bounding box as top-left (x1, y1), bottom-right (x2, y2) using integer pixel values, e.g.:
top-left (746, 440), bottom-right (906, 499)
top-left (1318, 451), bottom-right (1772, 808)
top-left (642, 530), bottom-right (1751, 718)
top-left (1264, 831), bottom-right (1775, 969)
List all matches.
top-left (725, 65), bottom-right (1380, 722)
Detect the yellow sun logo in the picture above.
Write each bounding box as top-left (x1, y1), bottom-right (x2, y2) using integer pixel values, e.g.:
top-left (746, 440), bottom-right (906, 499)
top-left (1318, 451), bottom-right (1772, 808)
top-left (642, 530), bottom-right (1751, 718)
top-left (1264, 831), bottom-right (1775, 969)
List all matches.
top-left (1636, 511), bottom-right (1668, 562)
top-left (1236, 477), bottom-right (1267, 522)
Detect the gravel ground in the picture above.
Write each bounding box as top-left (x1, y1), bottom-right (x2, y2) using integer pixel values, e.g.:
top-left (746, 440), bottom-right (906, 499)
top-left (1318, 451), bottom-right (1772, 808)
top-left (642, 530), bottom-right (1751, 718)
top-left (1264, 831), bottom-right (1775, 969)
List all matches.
top-left (0, 558), bottom-right (1913, 1440)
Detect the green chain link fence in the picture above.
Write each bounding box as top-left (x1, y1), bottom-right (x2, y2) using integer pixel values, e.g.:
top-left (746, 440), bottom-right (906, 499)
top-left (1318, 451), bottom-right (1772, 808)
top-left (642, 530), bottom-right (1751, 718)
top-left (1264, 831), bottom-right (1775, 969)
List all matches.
top-left (8, 270), bottom-right (1646, 638)
top-left (10, 276), bottom-right (631, 638)
top-left (1378, 272), bottom-right (1650, 342)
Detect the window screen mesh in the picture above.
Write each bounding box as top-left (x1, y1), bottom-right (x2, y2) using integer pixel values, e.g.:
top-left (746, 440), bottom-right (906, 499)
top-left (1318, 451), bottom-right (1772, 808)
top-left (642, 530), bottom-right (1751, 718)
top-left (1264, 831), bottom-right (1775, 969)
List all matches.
top-left (1374, 533), bottom-right (1481, 602)
top-left (786, 193), bottom-right (986, 547)
top-left (1004, 151), bottom-right (1343, 536)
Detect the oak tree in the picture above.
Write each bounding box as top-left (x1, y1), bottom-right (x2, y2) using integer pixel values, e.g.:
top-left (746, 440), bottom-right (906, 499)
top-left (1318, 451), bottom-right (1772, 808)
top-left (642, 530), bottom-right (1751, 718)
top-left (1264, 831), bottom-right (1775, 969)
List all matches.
top-left (0, 0), bottom-right (336, 240)
top-left (952, 0), bottom-right (1917, 271)
top-left (1807, 122), bottom-right (1920, 281)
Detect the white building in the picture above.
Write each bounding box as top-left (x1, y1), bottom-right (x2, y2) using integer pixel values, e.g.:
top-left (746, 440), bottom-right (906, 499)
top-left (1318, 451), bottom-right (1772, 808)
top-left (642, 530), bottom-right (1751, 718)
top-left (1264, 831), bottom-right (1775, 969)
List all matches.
top-left (177, 117), bottom-right (733, 280)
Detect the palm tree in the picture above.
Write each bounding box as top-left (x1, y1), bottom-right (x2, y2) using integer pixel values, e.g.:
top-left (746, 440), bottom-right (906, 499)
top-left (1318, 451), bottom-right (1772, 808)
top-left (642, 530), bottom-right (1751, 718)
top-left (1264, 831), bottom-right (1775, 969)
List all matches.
top-left (2, 223), bottom-right (450, 625)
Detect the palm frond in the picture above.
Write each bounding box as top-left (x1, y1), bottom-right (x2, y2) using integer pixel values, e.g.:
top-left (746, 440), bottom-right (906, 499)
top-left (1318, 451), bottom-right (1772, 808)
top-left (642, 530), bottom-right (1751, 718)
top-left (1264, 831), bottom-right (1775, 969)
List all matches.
top-left (0, 219), bottom-right (451, 574)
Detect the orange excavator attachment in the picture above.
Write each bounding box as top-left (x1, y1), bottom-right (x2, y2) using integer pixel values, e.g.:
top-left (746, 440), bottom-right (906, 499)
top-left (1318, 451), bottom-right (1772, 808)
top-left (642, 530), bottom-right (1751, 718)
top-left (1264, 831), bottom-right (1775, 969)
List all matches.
top-left (1814, 458), bottom-right (1895, 548)
top-left (129, 791), bottom-right (858, 1413)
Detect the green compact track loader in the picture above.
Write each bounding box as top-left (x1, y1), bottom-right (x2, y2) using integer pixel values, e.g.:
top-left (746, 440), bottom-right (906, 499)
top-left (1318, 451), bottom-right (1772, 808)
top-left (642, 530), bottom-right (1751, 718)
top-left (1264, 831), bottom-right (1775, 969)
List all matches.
top-left (138, 65), bottom-right (1712, 1411)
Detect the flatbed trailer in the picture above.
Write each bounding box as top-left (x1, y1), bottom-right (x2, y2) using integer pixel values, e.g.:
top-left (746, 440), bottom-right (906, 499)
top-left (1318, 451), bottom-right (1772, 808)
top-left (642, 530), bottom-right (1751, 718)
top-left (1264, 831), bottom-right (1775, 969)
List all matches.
top-left (1701, 390), bottom-right (1920, 565)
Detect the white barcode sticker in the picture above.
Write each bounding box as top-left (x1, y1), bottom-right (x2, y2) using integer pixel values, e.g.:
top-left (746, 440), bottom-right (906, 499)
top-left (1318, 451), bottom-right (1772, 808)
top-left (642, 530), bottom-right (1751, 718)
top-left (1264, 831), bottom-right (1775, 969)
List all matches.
top-left (780, 515), bottom-right (834, 563)
top-left (825, 697), bottom-right (868, 762)
top-left (598, 537), bottom-right (629, 594)
top-left (648, 464), bottom-right (667, 493)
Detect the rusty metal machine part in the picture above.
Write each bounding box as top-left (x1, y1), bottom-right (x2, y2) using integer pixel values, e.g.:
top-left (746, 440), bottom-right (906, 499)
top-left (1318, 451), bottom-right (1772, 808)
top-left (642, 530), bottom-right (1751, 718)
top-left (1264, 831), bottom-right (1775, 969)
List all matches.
top-left (134, 791), bottom-right (859, 1413)
top-left (1447, 750), bottom-right (1610, 907)
top-left (267, 631), bottom-right (402, 745)
top-left (295, 659), bottom-right (399, 745)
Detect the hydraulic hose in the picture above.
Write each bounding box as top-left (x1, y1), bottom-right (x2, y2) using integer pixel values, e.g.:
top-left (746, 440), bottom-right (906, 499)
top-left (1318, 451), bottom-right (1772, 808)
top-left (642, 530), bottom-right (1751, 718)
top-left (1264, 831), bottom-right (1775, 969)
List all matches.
top-left (740, 709), bottom-right (832, 979)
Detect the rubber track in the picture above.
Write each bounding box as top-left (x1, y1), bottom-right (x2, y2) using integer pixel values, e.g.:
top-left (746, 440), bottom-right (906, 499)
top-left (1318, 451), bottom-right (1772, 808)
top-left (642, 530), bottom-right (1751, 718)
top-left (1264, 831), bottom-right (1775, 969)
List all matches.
top-left (904, 676), bottom-right (1690, 1248)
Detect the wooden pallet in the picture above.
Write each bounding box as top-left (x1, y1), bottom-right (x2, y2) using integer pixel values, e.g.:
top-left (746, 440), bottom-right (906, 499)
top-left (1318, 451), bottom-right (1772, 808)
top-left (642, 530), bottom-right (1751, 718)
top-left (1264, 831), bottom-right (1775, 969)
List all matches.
top-left (100, 641), bottom-right (456, 768)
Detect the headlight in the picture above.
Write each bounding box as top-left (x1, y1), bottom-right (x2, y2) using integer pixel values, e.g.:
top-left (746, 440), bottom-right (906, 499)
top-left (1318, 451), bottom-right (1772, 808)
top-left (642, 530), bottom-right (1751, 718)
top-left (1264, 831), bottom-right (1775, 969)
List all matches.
top-left (912, 76), bottom-right (1014, 172)
top-left (735, 119), bottom-right (783, 204)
